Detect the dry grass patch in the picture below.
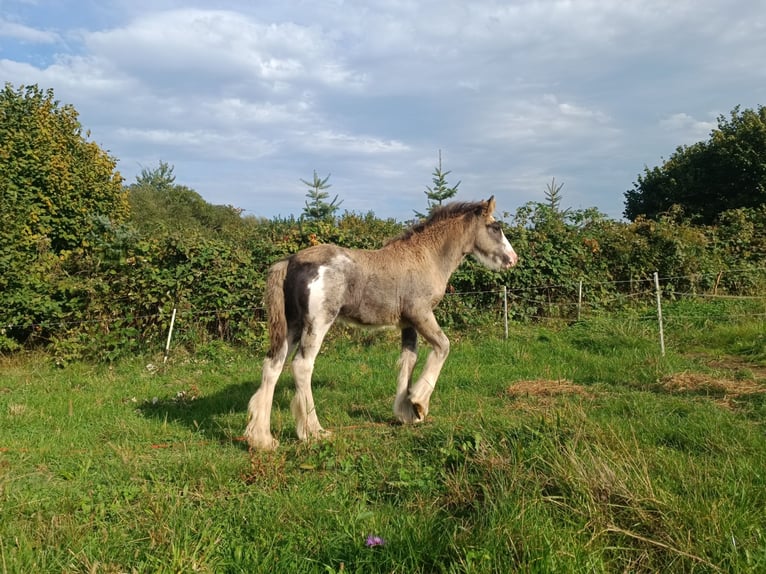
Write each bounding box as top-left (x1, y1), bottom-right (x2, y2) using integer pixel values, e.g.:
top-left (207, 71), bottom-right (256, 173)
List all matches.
top-left (661, 372), bottom-right (766, 409)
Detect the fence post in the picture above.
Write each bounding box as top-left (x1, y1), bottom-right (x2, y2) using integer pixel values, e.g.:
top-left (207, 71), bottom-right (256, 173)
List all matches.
top-left (653, 272), bottom-right (666, 356)
top-left (164, 307), bottom-right (177, 364)
top-left (577, 280), bottom-right (583, 321)
top-left (713, 270), bottom-right (723, 296)
top-left (503, 285), bottom-right (508, 340)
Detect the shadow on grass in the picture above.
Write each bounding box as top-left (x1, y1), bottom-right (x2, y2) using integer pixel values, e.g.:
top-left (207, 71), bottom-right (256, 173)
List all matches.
top-left (137, 379), bottom-right (258, 449)
top-left (135, 375), bottom-right (388, 449)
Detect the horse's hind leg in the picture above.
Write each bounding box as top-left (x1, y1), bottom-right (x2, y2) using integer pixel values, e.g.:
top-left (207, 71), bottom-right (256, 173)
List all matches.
top-left (291, 319), bottom-right (334, 442)
top-left (244, 335), bottom-right (296, 450)
top-left (394, 326), bottom-right (419, 423)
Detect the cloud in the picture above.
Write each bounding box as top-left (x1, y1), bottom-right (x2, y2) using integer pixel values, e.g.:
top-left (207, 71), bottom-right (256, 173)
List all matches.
top-left (473, 93), bottom-right (617, 152)
top-left (113, 126), bottom-right (276, 160)
top-left (659, 113), bottom-right (716, 144)
top-left (84, 9), bottom-right (364, 95)
top-left (299, 130), bottom-right (410, 155)
top-left (0, 18), bottom-right (59, 44)
top-left (206, 97), bottom-right (311, 128)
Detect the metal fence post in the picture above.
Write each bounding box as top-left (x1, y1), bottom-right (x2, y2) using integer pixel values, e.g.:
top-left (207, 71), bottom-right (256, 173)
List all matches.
top-left (653, 272), bottom-right (665, 356)
top-left (503, 285), bottom-right (508, 340)
top-left (164, 307), bottom-right (178, 364)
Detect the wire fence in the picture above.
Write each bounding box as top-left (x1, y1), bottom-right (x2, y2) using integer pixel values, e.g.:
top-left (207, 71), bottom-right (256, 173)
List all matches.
top-left (2, 268), bottom-right (765, 361)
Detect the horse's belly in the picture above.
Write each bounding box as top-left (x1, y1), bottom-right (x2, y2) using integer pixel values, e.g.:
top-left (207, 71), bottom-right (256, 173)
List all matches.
top-left (339, 298), bottom-right (400, 327)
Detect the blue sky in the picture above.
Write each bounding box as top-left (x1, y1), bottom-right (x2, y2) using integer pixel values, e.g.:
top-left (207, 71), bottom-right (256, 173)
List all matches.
top-left (2, 0), bottom-right (765, 221)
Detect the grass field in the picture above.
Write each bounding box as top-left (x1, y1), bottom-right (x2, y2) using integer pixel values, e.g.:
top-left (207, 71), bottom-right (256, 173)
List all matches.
top-left (1, 301), bottom-right (765, 573)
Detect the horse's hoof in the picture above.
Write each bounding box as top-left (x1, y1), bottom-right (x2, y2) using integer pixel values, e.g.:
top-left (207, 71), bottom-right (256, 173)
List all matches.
top-left (412, 402), bottom-right (426, 422)
top-left (394, 398), bottom-right (428, 424)
top-left (249, 440), bottom-right (279, 452)
top-left (245, 433), bottom-right (280, 451)
top-left (299, 427), bottom-right (332, 442)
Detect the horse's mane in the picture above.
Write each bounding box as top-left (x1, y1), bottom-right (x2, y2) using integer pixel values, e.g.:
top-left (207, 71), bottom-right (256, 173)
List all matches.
top-left (388, 200), bottom-right (486, 244)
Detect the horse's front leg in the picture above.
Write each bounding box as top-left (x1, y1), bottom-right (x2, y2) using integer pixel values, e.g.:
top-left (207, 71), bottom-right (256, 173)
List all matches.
top-left (394, 326), bottom-right (419, 423)
top-left (404, 314), bottom-right (450, 423)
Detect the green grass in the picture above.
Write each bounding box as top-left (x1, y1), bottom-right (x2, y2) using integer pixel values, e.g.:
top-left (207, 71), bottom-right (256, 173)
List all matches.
top-left (1, 301), bottom-right (765, 573)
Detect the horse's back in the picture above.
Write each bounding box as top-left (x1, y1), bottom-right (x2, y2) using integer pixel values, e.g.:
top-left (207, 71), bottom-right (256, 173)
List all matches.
top-left (285, 244), bottom-right (411, 327)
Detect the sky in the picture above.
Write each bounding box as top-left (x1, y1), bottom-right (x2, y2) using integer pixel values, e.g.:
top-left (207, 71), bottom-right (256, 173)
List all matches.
top-left (1, 0), bottom-right (765, 221)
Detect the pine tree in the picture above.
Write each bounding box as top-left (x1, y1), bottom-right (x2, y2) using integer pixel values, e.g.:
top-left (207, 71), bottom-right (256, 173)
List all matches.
top-left (135, 160), bottom-right (176, 192)
top-left (301, 171), bottom-right (342, 221)
top-left (544, 177), bottom-right (564, 213)
top-left (539, 177), bottom-right (570, 231)
top-left (415, 150), bottom-right (460, 218)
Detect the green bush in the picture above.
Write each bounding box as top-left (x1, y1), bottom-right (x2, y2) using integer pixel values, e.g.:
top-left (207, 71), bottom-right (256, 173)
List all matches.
top-left (2, 184), bottom-right (765, 360)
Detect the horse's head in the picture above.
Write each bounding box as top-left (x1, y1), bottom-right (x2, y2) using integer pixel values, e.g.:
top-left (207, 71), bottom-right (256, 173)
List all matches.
top-left (470, 196), bottom-right (518, 270)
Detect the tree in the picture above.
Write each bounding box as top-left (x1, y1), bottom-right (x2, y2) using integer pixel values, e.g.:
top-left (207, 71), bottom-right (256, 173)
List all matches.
top-left (135, 159), bottom-right (176, 192)
top-left (0, 83), bottom-right (129, 345)
top-left (301, 170), bottom-right (342, 221)
top-left (0, 83), bottom-right (128, 253)
top-left (624, 105), bottom-right (766, 223)
top-left (127, 161), bottom-right (243, 237)
top-left (415, 150), bottom-right (461, 218)
top-left (535, 177), bottom-right (570, 232)
top-left (544, 177), bottom-right (566, 213)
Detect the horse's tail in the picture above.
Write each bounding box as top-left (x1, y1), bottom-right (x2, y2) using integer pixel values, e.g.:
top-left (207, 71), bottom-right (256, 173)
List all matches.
top-left (265, 259), bottom-right (289, 359)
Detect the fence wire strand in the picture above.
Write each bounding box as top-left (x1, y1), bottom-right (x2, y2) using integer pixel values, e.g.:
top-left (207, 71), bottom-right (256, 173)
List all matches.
top-left (2, 270), bottom-right (764, 357)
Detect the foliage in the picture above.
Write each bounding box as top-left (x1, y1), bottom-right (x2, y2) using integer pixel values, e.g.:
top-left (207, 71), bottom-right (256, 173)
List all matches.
top-left (624, 105), bottom-right (766, 223)
top-left (135, 159), bottom-right (176, 190)
top-left (414, 150), bottom-right (461, 218)
top-left (492, 198), bottom-right (766, 321)
top-left (44, 229), bottom-right (268, 363)
top-left (0, 83), bottom-right (128, 349)
top-left (128, 161), bottom-right (245, 240)
top-left (0, 83), bottom-right (129, 252)
top-left (301, 170), bottom-right (342, 222)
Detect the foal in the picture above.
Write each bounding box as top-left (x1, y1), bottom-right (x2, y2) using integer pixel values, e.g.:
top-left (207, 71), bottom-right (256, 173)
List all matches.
top-left (244, 196), bottom-right (517, 450)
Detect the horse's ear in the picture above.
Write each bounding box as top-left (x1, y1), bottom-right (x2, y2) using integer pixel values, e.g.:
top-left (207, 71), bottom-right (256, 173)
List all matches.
top-left (482, 196), bottom-right (496, 217)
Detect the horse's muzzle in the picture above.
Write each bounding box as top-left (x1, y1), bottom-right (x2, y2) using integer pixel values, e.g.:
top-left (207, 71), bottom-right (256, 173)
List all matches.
top-left (504, 249), bottom-right (519, 268)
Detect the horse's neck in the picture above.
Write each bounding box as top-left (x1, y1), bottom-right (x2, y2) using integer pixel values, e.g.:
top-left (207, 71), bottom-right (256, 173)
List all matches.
top-left (414, 220), bottom-right (473, 280)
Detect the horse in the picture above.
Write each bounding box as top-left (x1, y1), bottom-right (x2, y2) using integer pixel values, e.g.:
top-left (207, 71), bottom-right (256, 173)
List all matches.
top-left (244, 196), bottom-right (518, 450)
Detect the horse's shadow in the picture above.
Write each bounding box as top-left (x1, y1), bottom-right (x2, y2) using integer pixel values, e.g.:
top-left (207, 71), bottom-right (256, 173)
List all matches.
top-left (136, 377), bottom-right (392, 450)
top-left (137, 379), bottom-right (260, 450)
